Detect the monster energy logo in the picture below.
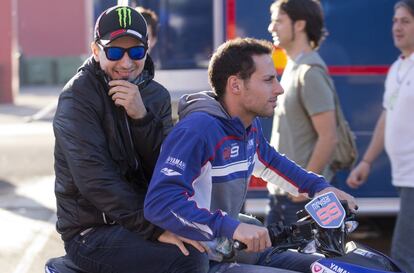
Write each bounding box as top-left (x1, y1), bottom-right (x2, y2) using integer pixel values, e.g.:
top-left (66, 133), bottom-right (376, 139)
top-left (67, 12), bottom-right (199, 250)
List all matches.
top-left (116, 7), bottom-right (132, 28)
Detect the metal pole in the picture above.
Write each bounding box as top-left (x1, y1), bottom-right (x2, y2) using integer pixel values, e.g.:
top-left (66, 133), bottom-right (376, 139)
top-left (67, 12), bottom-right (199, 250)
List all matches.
top-left (213, 0), bottom-right (224, 50)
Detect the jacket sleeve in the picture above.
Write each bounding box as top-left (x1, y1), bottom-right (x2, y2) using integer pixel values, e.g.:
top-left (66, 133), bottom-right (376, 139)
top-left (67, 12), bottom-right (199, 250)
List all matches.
top-left (252, 121), bottom-right (329, 197)
top-left (129, 86), bottom-right (173, 180)
top-left (144, 127), bottom-right (240, 241)
top-left (54, 86), bottom-right (163, 241)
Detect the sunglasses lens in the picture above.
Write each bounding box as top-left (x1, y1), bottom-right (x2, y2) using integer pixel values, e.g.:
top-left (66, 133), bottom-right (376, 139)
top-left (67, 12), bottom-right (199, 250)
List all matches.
top-left (106, 47), bottom-right (124, 61)
top-left (102, 45), bottom-right (146, 61)
top-left (128, 46), bottom-right (146, 60)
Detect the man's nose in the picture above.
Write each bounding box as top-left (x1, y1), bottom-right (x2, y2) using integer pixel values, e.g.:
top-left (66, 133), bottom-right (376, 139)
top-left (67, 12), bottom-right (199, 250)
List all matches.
top-left (393, 22), bottom-right (402, 31)
top-left (118, 52), bottom-right (133, 66)
top-left (274, 81), bottom-right (284, 95)
top-left (268, 22), bottom-right (274, 34)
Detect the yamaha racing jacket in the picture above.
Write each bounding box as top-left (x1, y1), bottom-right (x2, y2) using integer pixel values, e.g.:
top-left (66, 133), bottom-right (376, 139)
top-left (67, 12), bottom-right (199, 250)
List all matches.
top-left (144, 91), bottom-right (329, 242)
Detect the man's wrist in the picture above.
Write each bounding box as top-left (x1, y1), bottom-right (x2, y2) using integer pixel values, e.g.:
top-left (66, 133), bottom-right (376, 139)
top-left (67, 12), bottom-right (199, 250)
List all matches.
top-left (361, 159), bottom-right (372, 167)
top-left (130, 108), bottom-right (148, 119)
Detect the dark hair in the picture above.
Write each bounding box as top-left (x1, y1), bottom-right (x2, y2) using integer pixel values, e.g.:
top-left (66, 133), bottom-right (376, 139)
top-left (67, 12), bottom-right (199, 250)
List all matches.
top-left (395, 0), bottom-right (414, 17)
top-left (271, 0), bottom-right (326, 49)
top-left (208, 38), bottom-right (273, 99)
top-left (136, 7), bottom-right (159, 38)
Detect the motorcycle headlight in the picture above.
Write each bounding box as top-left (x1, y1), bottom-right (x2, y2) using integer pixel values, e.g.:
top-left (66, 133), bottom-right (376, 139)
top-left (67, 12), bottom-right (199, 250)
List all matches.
top-left (345, 221), bottom-right (359, 233)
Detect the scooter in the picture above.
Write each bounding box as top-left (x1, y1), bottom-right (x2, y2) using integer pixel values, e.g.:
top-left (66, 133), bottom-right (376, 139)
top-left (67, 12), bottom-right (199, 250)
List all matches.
top-left (45, 192), bottom-right (404, 273)
top-left (234, 192), bottom-right (404, 273)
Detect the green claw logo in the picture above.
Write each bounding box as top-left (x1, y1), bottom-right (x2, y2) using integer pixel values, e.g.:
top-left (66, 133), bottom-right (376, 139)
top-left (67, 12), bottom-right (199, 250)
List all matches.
top-left (116, 7), bottom-right (132, 28)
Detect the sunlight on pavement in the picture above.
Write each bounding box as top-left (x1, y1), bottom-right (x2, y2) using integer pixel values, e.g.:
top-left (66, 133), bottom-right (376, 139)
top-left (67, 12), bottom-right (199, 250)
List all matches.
top-left (0, 122), bottom-right (53, 137)
top-left (0, 210), bottom-right (55, 251)
top-left (0, 176), bottom-right (57, 273)
top-left (0, 176), bottom-right (56, 210)
top-left (16, 175), bottom-right (56, 210)
top-left (0, 176), bottom-right (56, 250)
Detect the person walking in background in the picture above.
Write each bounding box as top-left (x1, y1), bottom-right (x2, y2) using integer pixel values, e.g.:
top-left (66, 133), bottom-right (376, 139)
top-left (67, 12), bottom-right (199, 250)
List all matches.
top-left (135, 6), bottom-right (158, 53)
top-left (52, 6), bottom-right (208, 273)
top-left (266, 0), bottom-right (338, 226)
top-left (144, 37), bottom-right (357, 273)
top-left (347, 1), bottom-right (414, 271)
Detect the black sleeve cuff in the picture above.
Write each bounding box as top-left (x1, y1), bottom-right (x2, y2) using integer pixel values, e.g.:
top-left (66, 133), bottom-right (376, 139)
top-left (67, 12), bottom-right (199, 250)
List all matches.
top-left (149, 225), bottom-right (165, 241)
top-left (130, 108), bottom-right (155, 127)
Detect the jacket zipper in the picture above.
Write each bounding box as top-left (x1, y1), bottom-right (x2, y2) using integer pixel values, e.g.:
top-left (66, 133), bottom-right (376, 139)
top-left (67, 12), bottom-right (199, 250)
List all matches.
top-left (123, 111), bottom-right (139, 170)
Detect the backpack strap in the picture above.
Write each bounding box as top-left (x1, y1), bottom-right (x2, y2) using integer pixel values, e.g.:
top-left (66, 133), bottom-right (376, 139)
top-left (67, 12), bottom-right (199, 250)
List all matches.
top-left (297, 63), bottom-right (358, 170)
top-left (296, 63), bottom-right (344, 124)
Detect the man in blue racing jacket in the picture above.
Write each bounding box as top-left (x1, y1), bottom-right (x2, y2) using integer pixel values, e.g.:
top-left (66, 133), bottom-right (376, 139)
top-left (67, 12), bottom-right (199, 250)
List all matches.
top-left (144, 38), bottom-right (356, 273)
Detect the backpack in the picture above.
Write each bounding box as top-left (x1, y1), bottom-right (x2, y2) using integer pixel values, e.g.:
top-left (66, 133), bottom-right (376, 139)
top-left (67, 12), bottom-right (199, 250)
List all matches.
top-left (297, 64), bottom-right (358, 171)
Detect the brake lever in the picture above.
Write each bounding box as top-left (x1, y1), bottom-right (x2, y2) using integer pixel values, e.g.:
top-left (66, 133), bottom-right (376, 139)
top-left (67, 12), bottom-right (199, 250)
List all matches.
top-left (233, 240), bottom-right (247, 251)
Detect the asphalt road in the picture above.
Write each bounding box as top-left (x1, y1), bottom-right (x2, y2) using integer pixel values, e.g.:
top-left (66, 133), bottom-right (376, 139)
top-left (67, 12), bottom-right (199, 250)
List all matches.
top-left (0, 121), bottom-right (65, 273)
top-left (0, 85), bottom-right (64, 273)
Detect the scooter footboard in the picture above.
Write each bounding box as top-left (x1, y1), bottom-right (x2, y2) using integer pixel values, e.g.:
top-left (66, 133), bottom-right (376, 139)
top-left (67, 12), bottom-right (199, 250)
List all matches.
top-left (311, 242), bottom-right (404, 273)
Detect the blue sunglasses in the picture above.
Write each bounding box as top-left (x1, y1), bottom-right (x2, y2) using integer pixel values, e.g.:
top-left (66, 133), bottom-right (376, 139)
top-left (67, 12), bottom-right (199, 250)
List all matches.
top-left (98, 43), bottom-right (147, 61)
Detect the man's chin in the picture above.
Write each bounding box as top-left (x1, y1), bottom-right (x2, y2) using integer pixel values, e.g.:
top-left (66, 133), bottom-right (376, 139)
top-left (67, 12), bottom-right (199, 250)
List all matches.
top-left (111, 75), bottom-right (137, 82)
top-left (258, 111), bottom-right (274, 119)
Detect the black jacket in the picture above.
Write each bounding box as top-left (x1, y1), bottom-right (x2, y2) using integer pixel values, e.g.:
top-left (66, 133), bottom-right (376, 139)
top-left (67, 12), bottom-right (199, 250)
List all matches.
top-left (53, 56), bottom-right (173, 241)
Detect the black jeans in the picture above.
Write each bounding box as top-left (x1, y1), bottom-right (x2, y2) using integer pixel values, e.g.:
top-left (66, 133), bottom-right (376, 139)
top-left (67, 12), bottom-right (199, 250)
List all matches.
top-left (65, 225), bottom-right (209, 273)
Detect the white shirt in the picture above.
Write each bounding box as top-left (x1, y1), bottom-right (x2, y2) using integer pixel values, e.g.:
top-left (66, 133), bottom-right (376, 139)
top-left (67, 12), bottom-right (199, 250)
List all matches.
top-left (383, 52), bottom-right (414, 187)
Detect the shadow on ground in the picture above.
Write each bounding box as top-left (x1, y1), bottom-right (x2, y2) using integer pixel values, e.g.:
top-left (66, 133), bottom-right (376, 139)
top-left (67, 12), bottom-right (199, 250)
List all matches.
top-left (0, 179), bottom-right (55, 222)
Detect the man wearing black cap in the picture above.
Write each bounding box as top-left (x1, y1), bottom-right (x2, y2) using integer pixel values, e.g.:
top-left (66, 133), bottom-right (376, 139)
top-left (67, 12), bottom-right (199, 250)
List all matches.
top-left (52, 6), bottom-right (208, 273)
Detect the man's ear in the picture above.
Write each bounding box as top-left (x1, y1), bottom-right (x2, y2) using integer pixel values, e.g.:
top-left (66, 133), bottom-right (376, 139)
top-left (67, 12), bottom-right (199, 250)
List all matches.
top-left (91, 41), bottom-right (100, 62)
top-left (227, 75), bottom-right (241, 95)
top-left (294, 19), bottom-right (306, 33)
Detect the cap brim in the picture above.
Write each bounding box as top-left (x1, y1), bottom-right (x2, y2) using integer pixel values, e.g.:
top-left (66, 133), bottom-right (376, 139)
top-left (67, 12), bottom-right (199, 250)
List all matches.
top-left (100, 29), bottom-right (147, 46)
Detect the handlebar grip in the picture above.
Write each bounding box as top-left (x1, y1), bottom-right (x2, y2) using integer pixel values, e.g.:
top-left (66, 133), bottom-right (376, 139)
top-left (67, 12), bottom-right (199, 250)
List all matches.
top-left (233, 240), bottom-right (247, 250)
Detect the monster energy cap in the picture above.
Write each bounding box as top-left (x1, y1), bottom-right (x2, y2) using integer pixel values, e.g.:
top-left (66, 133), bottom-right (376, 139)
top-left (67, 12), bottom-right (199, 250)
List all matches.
top-left (94, 6), bottom-right (148, 46)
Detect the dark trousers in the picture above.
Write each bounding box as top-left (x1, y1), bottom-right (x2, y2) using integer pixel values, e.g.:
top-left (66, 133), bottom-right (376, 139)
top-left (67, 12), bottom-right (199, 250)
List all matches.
top-left (265, 195), bottom-right (307, 226)
top-left (391, 187), bottom-right (414, 273)
top-left (210, 248), bottom-right (318, 273)
top-left (65, 225), bottom-right (209, 273)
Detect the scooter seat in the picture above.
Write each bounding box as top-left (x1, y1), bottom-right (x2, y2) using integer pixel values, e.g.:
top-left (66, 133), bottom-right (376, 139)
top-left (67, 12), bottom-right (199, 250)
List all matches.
top-left (45, 256), bottom-right (88, 273)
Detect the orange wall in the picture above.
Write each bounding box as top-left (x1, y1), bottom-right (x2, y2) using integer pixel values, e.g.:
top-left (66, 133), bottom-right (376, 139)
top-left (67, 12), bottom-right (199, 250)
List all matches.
top-left (18, 0), bottom-right (93, 57)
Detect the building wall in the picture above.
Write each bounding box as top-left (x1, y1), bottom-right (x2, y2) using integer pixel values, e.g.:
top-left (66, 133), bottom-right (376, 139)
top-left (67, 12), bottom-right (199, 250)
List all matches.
top-left (18, 0), bottom-right (93, 57)
top-left (0, 0), bottom-right (19, 103)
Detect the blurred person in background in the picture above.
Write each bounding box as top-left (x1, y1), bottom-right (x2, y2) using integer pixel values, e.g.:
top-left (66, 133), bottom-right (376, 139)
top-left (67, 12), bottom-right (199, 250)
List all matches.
top-left (52, 6), bottom-right (208, 273)
top-left (135, 6), bottom-right (159, 53)
top-left (347, 1), bottom-right (414, 272)
top-left (266, 0), bottom-right (338, 226)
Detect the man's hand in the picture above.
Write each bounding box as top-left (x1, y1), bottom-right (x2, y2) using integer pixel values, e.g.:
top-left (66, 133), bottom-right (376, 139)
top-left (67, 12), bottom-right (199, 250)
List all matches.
top-left (346, 161), bottom-right (371, 189)
top-left (108, 80), bottom-right (147, 119)
top-left (232, 223), bottom-right (271, 253)
top-left (316, 187), bottom-right (358, 211)
top-left (288, 193), bottom-right (309, 203)
top-left (158, 230), bottom-right (207, 256)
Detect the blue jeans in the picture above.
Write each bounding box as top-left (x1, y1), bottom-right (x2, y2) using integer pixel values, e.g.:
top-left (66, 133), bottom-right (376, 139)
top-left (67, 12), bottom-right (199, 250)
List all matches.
top-left (391, 187), bottom-right (414, 273)
top-left (266, 195), bottom-right (307, 226)
top-left (65, 225), bottom-right (209, 273)
top-left (209, 248), bottom-right (318, 273)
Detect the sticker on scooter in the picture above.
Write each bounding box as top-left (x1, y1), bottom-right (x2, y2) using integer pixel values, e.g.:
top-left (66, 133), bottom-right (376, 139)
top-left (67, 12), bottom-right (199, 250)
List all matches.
top-left (311, 262), bottom-right (335, 273)
top-left (305, 192), bottom-right (345, 229)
